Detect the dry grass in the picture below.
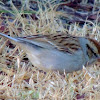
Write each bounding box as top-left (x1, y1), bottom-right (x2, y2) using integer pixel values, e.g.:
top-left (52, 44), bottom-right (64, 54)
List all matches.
top-left (0, 0), bottom-right (100, 99)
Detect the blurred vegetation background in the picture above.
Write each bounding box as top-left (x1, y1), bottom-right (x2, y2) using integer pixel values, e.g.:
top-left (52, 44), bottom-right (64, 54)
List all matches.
top-left (0, 0), bottom-right (100, 99)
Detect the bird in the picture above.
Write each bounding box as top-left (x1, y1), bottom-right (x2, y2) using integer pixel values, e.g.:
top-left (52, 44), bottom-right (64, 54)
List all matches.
top-left (0, 32), bottom-right (100, 73)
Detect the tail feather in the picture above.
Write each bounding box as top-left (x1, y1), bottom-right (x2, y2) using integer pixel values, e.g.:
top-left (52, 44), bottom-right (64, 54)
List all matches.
top-left (0, 33), bottom-right (18, 42)
top-left (0, 33), bottom-right (55, 49)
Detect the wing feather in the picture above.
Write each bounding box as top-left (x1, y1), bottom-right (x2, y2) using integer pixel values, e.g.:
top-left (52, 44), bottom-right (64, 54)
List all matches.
top-left (18, 33), bottom-right (81, 54)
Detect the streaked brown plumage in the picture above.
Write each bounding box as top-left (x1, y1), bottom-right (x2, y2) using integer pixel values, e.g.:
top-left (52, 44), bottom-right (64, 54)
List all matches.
top-left (0, 32), bottom-right (100, 73)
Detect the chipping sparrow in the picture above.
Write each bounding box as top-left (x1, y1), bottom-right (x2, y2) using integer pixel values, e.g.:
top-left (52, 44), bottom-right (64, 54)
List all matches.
top-left (0, 32), bottom-right (100, 73)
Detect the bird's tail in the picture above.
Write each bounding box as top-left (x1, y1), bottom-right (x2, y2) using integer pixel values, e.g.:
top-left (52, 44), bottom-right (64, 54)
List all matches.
top-left (0, 33), bottom-right (18, 42)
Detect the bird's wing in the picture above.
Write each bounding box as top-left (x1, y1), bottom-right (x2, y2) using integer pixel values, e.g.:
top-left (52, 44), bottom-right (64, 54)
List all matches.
top-left (17, 33), bottom-right (81, 54)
